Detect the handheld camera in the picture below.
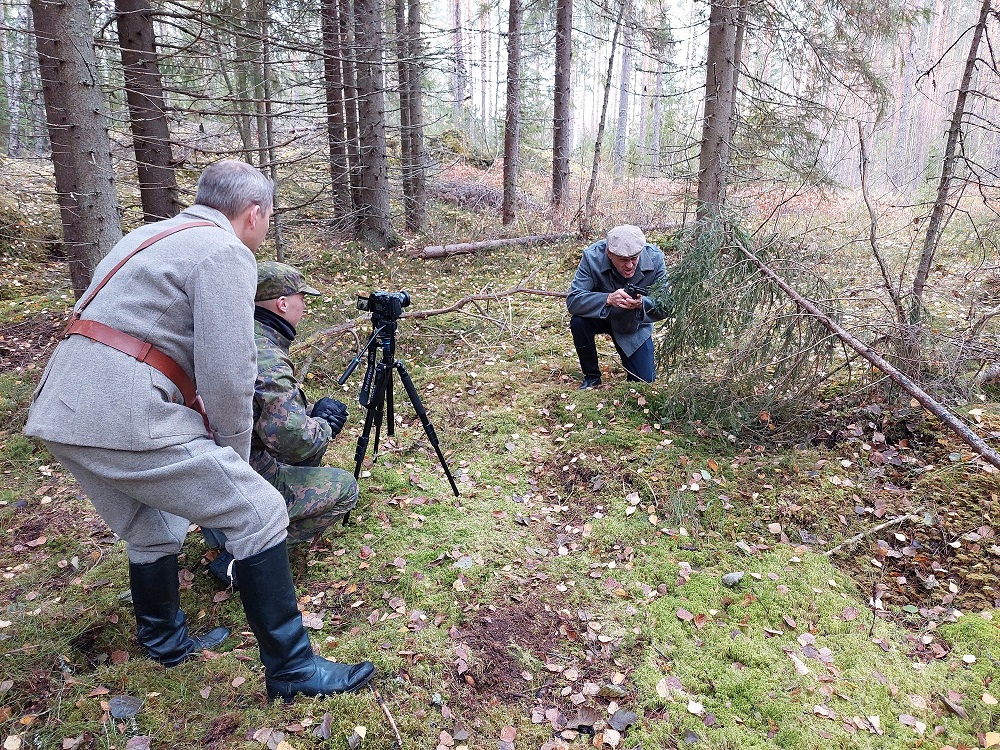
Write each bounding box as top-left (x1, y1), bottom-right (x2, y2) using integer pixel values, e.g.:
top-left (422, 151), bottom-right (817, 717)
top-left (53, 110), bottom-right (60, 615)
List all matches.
top-left (625, 283), bottom-right (648, 299)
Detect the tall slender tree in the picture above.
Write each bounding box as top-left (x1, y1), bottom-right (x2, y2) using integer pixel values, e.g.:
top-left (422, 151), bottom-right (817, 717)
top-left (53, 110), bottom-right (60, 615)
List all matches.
top-left (551, 0), bottom-right (573, 205)
top-left (911, 0), bottom-right (995, 317)
top-left (354, 0), bottom-right (393, 245)
top-left (31, 0), bottom-right (122, 297)
top-left (321, 0), bottom-right (352, 217)
top-left (501, 0), bottom-right (522, 225)
top-left (115, 0), bottom-right (181, 221)
top-left (612, 7), bottom-right (633, 174)
top-left (695, 0), bottom-right (739, 223)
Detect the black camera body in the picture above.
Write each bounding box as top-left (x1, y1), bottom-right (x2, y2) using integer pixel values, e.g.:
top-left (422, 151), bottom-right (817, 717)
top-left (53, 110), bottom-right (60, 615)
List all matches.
top-left (624, 283), bottom-right (648, 299)
top-left (357, 290), bottom-right (411, 320)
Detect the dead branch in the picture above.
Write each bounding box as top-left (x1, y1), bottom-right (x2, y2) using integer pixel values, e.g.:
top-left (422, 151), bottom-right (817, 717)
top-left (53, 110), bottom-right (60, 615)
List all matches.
top-left (405, 273), bottom-right (568, 319)
top-left (824, 513), bottom-right (916, 557)
top-left (738, 240), bottom-right (1000, 471)
top-left (371, 686), bottom-right (403, 749)
top-left (414, 233), bottom-right (572, 258)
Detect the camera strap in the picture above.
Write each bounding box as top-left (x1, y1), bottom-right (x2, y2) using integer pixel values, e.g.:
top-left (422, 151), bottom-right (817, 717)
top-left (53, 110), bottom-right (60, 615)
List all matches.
top-left (63, 221), bottom-right (215, 432)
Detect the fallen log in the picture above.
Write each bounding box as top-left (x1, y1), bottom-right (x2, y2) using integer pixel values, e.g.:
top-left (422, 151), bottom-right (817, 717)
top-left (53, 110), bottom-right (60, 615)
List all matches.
top-left (738, 240), bottom-right (1000, 471)
top-left (415, 233), bottom-right (573, 258)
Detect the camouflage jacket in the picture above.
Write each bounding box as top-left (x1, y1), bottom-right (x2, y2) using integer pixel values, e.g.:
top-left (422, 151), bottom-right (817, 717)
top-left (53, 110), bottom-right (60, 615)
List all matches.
top-left (249, 312), bottom-right (332, 470)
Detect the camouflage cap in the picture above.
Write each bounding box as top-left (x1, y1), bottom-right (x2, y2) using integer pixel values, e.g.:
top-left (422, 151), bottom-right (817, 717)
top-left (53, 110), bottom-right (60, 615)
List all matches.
top-left (255, 261), bottom-right (321, 301)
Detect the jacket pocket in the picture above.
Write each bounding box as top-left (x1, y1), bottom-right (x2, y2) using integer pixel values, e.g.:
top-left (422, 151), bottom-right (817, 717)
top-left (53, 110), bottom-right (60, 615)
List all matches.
top-left (146, 368), bottom-right (204, 440)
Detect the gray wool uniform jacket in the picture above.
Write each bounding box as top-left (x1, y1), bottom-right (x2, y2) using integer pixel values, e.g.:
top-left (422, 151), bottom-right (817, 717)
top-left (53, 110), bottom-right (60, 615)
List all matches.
top-left (25, 205), bottom-right (258, 460)
top-left (565, 239), bottom-right (669, 356)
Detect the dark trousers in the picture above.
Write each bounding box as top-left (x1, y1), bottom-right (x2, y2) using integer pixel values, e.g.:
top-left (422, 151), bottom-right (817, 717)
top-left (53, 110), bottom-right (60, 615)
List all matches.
top-left (570, 315), bottom-right (655, 382)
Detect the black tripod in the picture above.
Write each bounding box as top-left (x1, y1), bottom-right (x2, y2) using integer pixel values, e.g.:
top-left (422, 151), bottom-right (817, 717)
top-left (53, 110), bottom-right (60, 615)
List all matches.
top-left (339, 315), bottom-right (460, 497)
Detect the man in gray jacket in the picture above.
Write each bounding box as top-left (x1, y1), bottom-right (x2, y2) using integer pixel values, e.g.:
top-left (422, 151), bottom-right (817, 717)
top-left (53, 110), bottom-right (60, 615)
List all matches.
top-left (566, 224), bottom-right (669, 388)
top-left (24, 160), bottom-right (373, 702)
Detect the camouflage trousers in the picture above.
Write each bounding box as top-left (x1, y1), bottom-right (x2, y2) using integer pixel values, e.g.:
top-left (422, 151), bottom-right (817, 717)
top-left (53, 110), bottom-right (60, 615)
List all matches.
top-left (255, 454), bottom-right (359, 546)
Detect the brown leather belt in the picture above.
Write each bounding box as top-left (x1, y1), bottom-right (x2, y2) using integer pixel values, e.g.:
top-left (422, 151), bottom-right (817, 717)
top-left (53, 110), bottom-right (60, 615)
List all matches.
top-left (63, 220), bottom-right (215, 432)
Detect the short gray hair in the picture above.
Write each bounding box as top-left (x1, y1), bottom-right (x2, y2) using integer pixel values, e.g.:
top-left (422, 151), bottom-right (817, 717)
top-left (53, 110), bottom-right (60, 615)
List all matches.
top-left (194, 160), bottom-right (274, 218)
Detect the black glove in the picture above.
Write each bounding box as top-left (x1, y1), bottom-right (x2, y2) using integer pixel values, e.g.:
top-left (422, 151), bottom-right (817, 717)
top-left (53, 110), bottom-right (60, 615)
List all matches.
top-left (311, 397), bottom-right (348, 436)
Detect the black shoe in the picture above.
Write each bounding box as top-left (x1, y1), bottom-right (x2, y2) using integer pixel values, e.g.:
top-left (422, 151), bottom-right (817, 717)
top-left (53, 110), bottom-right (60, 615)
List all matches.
top-left (208, 551), bottom-right (238, 590)
top-left (130, 555), bottom-right (231, 667)
top-left (235, 540), bottom-right (375, 702)
top-left (578, 375), bottom-right (602, 390)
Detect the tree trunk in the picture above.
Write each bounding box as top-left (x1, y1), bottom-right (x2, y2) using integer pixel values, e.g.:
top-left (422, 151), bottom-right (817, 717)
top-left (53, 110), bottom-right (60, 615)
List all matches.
top-left (911, 0), bottom-right (993, 318)
top-left (3, 1), bottom-right (27, 155)
top-left (405, 0), bottom-right (427, 230)
top-left (354, 0), bottom-right (393, 246)
top-left (582, 0), bottom-right (626, 234)
top-left (651, 57), bottom-right (663, 172)
top-left (321, 0), bottom-right (352, 217)
top-left (115, 0), bottom-right (180, 222)
top-left (612, 10), bottom-right (633, 175)
top-left (259, 2), bottom-right (283, 260)
top-left (339, 0), bottom-right (363, 215)
top-left (395, 0), bottom-right (414, 225)
top-left (479, 7), bottom-right (489, 123)
top-left (452, 0), bottom-right (466, 128)
top-left (551, 0), bottom-right (572, 205)
top-left (31, 0), bottom-right (123, 298)
top-left (890, 12), bottom-right (917, 190)
top-left (696, 0), bottom-right (738, 223)
top-left (501, 0), bottom-right (521, 225)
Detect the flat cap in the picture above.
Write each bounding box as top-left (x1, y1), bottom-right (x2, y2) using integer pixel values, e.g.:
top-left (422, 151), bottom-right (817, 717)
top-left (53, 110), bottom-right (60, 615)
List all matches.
top-left (606, 225), bottom-right (646, 258)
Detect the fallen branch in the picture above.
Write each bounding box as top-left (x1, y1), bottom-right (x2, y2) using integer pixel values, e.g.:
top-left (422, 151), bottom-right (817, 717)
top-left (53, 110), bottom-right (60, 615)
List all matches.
top-left (415, 233), bottom-right (572, 258)
top-left (824, 513), bottom-right (916, 557)
top-left (405, 272), bottom-right (567, 320)
top-left (371, 686), bottom-right (403, 749)
top-left (738, 240), bottom-right (1000, 471)
top-left (293, 274), bottom-right (567, 376)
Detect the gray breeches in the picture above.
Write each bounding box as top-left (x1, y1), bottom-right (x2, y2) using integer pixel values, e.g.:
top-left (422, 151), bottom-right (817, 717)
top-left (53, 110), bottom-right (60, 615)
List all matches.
top-left (45, 437), bottom-right (289, 564)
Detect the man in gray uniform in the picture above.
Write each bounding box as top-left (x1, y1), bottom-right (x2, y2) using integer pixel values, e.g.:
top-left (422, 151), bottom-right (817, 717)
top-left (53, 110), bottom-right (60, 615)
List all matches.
top-left (24, 160), bottom-right (373, 702)
top-left (203, 261), bottom-right (358, 584)
top-left (566, 224), bottom-right (669, 388)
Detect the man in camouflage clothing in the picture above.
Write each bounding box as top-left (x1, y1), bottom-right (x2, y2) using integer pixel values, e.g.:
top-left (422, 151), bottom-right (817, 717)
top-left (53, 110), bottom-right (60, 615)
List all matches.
top-left (203, 261), bottom-right (358, 585)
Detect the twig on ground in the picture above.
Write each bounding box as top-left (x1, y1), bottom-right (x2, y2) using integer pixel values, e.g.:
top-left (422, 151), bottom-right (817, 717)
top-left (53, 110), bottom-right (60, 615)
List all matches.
top-left (824, 513), bottom-right (917, 557)
top-left (371, 686), bottom-right (403, 749)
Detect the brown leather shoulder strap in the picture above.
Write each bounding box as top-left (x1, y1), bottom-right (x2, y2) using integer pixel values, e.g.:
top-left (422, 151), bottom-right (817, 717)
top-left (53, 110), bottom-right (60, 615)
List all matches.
top-left (75, 221), bottom-right (215, 315)
top-left (63, 219), bottom-right (217, 432)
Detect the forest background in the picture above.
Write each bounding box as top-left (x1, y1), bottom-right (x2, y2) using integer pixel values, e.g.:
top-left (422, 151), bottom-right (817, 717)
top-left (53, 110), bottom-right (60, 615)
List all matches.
top-left (3, 0), bottom-right (1000, 748)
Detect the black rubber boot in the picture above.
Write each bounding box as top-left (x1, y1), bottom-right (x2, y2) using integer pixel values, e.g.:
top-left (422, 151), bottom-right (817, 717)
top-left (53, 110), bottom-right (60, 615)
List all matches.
top-left (208, 551), bottom-right (238, 590)
top-left (129, 555), bottom-right (231, 667)
top-left (235, 540), bottom-right (375, 702)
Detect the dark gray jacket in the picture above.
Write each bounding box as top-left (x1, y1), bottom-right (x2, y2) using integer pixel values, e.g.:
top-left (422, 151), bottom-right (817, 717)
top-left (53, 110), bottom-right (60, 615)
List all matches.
top-left (566, 239), bottom-right (668, 356)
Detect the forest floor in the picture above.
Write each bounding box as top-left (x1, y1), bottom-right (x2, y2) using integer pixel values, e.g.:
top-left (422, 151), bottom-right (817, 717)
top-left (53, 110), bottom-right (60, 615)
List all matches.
top-left (2, 162), bottom-right (1000, 750)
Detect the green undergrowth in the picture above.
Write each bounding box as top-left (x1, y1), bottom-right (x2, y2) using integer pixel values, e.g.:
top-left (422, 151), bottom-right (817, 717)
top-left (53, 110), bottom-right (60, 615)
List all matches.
top-left (3, 219), bottom-right (1000, 750)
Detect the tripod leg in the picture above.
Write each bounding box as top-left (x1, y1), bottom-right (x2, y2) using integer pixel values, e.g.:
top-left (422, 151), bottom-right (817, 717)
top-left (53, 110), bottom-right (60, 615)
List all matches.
top-left (394, 361), bottom-right (460, 496)
top-left (385, 369), bottom-right (395, 437)
top-left (354, 363), bottom-right (390, 478)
